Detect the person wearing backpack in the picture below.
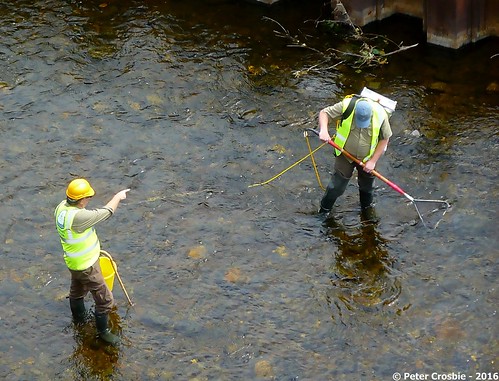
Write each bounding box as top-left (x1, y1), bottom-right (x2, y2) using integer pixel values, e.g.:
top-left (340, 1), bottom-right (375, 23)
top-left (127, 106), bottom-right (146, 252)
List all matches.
top-left (317, 95), bottom-right (392, 216)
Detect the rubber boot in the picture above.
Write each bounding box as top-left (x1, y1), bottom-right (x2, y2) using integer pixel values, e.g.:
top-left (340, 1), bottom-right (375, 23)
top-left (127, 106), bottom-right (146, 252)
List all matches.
top-left (360, 190), bottom-right (379, 222)
top-left (318, 205), bottom-right (330, 214)
top-left (95, 313), bottom-right (120, 345)
top-left (358, 172), bottom-right (375, 210)
top-left (319, 172), bottom-right (350, 213)
top-left (69, 298), bottom-right (86, 324)
top-left (359, 190), bottom-right (374, 210)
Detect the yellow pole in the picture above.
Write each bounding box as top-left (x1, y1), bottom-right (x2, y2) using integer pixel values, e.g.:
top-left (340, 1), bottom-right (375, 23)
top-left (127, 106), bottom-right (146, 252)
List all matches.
top-left (100, 250), bottom-right (134, 306)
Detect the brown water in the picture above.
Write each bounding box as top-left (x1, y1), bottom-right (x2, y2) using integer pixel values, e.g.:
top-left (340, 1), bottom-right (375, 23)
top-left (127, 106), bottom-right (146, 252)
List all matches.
top-left (1, 0), bottom-right (498, 380)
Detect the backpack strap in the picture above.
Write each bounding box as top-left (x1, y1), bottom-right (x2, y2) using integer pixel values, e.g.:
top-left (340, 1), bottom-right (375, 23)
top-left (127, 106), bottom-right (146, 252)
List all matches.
top-left (341, 94), bottom-right (360, 123)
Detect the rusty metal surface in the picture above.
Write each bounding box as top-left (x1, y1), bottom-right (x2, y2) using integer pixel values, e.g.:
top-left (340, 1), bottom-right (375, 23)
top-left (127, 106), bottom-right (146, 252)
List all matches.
top-left (342, 0), bottom-right (498, 48)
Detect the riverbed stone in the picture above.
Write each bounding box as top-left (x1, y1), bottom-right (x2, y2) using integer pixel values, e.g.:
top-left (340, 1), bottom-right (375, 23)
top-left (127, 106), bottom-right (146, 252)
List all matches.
top-left (188, 245), bottom-right (207, 259)
top-left (255, 359), bottom-right (274, 378)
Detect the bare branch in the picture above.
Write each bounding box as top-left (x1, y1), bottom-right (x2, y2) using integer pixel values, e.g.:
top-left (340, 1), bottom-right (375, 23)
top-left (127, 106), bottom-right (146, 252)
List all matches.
top-left (264, 3), bottom-right (418, 76)
top-left (331, 0), bottom-right (361, 35)
top-left (286, 44), bottom-right (323, 54)
top-left (262, 16), bottom-right (289, 36)
top-left (382, 43), bottom-right (419, 57)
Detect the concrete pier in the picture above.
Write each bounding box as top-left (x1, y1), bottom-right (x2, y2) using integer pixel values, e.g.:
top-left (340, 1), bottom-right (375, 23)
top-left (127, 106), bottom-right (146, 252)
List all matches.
top-left (339, 0), bottom-right (499, 49)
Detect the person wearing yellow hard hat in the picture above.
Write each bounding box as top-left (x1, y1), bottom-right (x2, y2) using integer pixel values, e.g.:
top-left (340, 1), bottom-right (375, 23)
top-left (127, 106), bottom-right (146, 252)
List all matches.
top-left (54, 178), bottom-right (130, 345)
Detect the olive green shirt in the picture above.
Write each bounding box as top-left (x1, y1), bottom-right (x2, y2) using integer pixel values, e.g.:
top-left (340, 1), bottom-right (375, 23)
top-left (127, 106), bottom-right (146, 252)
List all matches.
top-left (59, 201), bottom-right (114, 233)
top-left (323, 101), bottom-right (393, 161)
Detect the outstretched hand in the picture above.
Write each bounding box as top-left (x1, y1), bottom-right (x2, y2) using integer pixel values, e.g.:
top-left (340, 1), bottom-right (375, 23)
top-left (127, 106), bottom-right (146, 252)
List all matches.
top-left (116, 189), bottom-right (131, 200)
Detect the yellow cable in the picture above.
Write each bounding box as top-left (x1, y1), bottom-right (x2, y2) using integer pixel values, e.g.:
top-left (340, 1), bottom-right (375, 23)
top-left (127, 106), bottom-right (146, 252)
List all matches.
top-left (305, 134), bottom-right (325, 190)
top-left (248, 142), bottom-right (327, 188)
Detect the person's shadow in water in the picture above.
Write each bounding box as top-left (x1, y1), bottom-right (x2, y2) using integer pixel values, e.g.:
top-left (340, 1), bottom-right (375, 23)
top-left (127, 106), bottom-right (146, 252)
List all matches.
top-left (63, 308), bottom-right (124, 380)
top-left (322, 210), bottom-right (402, 317)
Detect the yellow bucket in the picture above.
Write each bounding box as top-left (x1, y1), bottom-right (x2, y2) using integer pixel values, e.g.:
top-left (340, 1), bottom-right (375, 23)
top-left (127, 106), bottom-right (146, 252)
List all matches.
top-left (99, 256), bottom-right (116, 291)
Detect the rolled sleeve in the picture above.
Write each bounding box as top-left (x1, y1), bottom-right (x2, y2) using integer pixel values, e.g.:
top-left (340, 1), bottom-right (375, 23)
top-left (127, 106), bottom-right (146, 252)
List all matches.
top-left (71, 207), bottom-right (114, 233)
top-left (322, 101), bottom-right (344, 122)
top-left (380, 115), bottom-right (393, 140)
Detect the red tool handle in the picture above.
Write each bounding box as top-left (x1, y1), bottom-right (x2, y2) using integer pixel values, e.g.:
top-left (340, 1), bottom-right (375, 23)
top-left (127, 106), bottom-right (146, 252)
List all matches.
top-left (306, 129), bottom-right (413, 201)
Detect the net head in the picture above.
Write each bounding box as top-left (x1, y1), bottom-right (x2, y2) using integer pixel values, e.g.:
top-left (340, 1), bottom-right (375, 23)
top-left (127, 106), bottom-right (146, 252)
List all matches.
top-left (412, 199), bottom-right (451, 229)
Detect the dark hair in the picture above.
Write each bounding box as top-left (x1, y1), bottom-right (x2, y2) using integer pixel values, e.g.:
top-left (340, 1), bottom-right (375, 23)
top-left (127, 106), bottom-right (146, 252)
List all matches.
top-left (66, 197), bottom-right (79, 205)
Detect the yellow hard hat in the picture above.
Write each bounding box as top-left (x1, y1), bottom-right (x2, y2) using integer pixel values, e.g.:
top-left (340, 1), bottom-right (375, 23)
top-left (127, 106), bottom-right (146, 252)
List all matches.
top-left (66, 178), bottom-right (95, 200)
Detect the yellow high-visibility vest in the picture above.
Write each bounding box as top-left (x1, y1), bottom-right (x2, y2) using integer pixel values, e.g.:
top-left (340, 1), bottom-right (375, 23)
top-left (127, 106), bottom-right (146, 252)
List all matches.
top-left (54, 201), bottom-right (100, 271)
top-left (334, 97), bottom-right (384, 162)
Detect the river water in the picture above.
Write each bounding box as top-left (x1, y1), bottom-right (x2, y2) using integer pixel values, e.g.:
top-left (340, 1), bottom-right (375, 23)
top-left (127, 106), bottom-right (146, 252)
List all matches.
top-left (1, 0), bottom-right (497, 380)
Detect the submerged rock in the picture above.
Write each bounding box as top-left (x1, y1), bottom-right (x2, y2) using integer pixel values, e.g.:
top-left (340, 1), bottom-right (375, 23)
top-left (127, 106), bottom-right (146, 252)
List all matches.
top-left (255, 359), bottom-right (274, 378)
top-left (188, 245), bottom-right (207, 259)
top-left (486, 81), bottom-right (498, 92)
top-left (224, 267), bottom-right (250, 283)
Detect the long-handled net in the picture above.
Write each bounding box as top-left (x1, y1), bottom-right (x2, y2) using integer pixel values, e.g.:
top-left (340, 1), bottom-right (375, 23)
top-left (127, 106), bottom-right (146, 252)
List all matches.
top-left (305, 129), bottom-right (451, 229)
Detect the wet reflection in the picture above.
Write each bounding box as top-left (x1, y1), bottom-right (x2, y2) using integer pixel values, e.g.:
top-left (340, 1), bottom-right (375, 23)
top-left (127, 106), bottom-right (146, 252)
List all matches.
top-left (323, 210), bottom-right (401, 317)
top-left (64, 310), bottom-right (123, 380)
top-left (65, 1), bottom-right (132, 60)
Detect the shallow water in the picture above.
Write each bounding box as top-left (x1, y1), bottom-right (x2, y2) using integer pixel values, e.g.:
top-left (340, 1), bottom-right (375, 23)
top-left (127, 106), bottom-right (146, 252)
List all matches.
top-left (1, 0), bottom-right (498, 380)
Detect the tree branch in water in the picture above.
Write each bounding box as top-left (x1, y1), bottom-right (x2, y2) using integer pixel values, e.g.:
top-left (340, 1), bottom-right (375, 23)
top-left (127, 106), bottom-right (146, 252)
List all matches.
top-left (263, 1), bottom-right (419, 75)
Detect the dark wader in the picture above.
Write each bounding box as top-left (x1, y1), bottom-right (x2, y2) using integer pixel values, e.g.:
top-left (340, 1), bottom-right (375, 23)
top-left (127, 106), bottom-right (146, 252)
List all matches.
top-left (319, 154), bottom-right (375, 212)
